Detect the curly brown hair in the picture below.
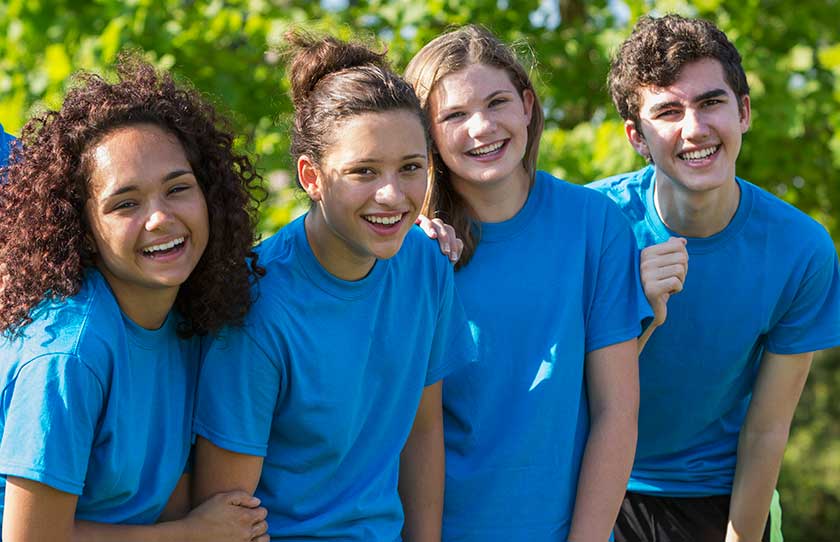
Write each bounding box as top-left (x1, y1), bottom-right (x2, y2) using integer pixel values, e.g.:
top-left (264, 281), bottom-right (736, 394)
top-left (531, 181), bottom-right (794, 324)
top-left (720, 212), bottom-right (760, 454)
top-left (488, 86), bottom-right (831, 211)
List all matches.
top-left (404, 25), bottom-right (544, 269)
top-left (609, 14), bottom-right (749, 131)
top-left (0, 53), bottom-right (265, 337)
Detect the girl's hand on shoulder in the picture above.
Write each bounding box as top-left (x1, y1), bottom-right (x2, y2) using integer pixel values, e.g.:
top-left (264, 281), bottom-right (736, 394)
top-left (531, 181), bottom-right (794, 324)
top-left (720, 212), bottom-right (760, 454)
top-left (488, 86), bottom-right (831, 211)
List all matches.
top-left (416, 214), bottom-right (463, 264)
top-left (185, 490), bottom-right (268, 542)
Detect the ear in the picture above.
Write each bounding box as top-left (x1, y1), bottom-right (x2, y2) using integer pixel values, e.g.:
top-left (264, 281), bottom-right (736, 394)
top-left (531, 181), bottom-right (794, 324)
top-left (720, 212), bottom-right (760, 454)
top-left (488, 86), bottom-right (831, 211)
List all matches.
top-left (521, 88), bottom-right (535, 123)
top-left (297, 155), bottom-right (322, 202)
top-left (739, 94), bottom-right (751, 134)
top-left (625, 119), bottom-right (650, 161)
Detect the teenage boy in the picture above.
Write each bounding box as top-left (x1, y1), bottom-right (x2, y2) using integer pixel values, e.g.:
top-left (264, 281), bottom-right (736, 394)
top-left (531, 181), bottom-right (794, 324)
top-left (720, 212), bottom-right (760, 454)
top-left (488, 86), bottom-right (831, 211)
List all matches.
top-left (589, 14), bottom-right (840, 542)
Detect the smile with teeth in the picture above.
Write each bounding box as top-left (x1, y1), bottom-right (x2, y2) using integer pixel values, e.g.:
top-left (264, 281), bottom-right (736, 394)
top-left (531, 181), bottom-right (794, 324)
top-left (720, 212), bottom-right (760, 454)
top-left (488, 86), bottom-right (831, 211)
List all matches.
top-left (679, 145), bottom-right (719, 161)
top-left (142, 237), bottom-right (185, 255)
top-left (467, 140), bottom-right (505, 156)
top-left (363, 214), bottom-right (404, 225)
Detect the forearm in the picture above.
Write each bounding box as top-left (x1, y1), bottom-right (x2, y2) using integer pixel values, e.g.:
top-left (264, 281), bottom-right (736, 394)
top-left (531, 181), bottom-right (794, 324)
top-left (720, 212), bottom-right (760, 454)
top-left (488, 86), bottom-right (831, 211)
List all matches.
top-left (73, 520), bottom-right (193, 542)
top-left (398, 424), bottom-right (444, 542)
top-left (725, 428), bottom-right (790, 542)
top-left (568, 411), bottom-right (637, 542)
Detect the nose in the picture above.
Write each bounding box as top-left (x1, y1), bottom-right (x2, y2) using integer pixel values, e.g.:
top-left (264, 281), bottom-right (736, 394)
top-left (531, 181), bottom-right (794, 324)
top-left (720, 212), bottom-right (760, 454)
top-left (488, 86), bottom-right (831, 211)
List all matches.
top-left (374, 174), bottom-right (405, 207)
top-left (467, 111), bottom-right (494, 139)
top-left (681, 108), bottom-right (710, 139)
top-left (145, 208), bottom-right (173, 231)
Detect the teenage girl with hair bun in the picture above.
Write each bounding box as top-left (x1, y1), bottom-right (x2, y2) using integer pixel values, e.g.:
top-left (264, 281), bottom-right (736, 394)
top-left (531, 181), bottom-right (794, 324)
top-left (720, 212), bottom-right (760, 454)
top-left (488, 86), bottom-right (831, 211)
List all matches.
top-left (405, 25), bottom-right (652, 541)
top-left (193, 31), bottom-right (475, 541)
top-left (0, 55), bottom-right (268, 541)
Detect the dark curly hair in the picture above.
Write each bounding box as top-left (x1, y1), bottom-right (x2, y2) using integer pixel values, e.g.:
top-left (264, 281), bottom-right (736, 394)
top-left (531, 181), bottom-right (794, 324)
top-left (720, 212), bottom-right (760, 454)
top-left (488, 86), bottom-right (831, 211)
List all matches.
top-left (609, 14), bottom-right (749, 131)
top-left (0, 53), bottom-right (265, 337)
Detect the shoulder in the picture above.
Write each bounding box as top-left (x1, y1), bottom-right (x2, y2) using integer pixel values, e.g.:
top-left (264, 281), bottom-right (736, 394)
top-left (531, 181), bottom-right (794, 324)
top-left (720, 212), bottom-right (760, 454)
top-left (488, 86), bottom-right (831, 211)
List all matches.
top-left (587, 166), bottom-right (650, 202)
top-left (536, 170), bottom-right (632, 230)
top-left (745, 180), bottom-right (835, 255)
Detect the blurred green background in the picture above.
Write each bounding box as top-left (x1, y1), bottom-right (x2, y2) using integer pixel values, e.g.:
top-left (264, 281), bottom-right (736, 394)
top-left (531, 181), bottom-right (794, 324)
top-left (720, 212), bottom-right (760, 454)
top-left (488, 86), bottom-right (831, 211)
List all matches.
top-left (2, 0), bottom-right (839, 537)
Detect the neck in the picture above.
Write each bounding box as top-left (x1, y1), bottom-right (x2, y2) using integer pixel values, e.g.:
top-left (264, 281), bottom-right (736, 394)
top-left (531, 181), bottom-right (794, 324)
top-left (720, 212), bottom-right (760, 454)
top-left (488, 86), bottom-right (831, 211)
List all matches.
top-left (452, 166), bottom-right (531, 223)
top-left (97, 266), bottom-right (177, 330)
top-left (653, 171), bottom-right (741, 238)
top-left (304, 210), bottom-right (375, 281)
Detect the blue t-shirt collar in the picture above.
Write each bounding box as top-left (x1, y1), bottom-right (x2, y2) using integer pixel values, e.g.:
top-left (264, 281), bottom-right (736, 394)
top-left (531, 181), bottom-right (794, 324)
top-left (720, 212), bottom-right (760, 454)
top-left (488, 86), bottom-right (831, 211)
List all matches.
top-left (644, 165), bottom-right (753, 254)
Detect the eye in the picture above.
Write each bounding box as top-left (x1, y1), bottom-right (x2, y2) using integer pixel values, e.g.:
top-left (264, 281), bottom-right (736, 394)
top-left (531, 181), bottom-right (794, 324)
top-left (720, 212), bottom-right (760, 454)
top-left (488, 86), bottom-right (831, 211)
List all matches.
top-left (655, 109), bottom-right (680, 119)
top-left (168, 183), bottom-right (193, 195)
top-left (350, 167), bottom-right (376, 176)
top-left (401, 162), bottom-right (425, 173)
top-left (703, 99), bottom-right (723, 107)
top-left (442, 111), bottom-right (465, 122)
top-left (112, 200), bottom-right (137, 212)
top-left (488, 97), bottom-right (509, 107)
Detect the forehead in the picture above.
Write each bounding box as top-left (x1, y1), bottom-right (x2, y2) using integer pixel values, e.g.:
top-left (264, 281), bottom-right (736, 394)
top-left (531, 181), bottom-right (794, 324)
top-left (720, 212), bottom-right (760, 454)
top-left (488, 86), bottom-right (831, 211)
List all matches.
top-left (323, 110), bottom-right (427, 162)
top-left (637, 58), bottom-right (733, 111)
top-left (88, 124), bottom-right (190, 192)
top-left (431, 63), bottom-right (517, 108)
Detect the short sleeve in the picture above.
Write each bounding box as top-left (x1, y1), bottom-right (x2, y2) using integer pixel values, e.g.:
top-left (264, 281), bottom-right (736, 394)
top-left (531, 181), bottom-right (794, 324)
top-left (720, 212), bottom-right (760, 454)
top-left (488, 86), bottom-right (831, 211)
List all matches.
top-left (585, 201), bottom-right (653, 353)
top-left (766, 233), bottom-right (840, 354)
top-left (194, 328), bottom-right (282, 456)
top-left (0, 355), bottom-right (104, 495)
top-left (425, 263), bottom-right (477, 386)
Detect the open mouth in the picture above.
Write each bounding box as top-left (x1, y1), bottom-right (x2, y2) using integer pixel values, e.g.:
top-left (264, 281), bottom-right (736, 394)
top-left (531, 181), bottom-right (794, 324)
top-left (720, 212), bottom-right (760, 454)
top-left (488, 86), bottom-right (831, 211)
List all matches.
top-left (363, 214), bottom-right (404, 226)
top-left (679, 145), bottom-right (719, 161)
top-left (142, 237), bottom-right (185, 258)
top-left (466, 140), bottom-right (507, 157)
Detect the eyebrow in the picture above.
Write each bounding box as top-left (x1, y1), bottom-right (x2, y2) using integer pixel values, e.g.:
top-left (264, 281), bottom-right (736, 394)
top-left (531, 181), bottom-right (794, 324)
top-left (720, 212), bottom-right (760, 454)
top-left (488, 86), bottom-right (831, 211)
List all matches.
top-left (104, 169), bottom-right (194, 199)
top-left (351, 154), bottom-right (427, 163)
top-left (648, 88), bottom-right (729, 115)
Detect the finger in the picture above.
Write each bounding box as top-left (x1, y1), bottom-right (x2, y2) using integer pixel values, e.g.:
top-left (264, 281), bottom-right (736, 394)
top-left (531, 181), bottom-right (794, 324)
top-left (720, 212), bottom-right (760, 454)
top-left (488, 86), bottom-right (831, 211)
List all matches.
top-left (415, 214), bottom-right (437, 238)
top-left (642, 237), bottom-right (688, 258)
top-left (654, 263), bottom-right (688, 282)
top-left (450, 238), bottom-right (464, 262)
top-left (252, 519), bottom-right (269, 536)
top-left (253, 535), bottom-right (270, 542)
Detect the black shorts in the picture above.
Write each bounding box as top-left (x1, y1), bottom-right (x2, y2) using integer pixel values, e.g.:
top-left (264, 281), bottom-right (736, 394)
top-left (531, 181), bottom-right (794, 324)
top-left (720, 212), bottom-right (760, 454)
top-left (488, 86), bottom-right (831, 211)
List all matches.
top-left (615, 491), bottom-right (771, 542)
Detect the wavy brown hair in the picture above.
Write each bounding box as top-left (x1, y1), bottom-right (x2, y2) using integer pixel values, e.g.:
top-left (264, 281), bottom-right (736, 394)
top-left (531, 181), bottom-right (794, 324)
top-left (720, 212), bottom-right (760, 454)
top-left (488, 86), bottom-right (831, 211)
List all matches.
top-left (404, 25), bottom-right (545, 269)
top-left (609, 14), bottom-right (749, 132)
top-left (0, 53), bottom-right (265, 337)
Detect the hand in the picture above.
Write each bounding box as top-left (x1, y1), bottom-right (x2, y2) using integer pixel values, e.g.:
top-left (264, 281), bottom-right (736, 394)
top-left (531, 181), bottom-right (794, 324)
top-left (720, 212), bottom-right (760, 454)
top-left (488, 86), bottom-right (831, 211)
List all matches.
top-left (640, 237), bottom-right (688, 326)
top-left (184, 490), bottom-right (269, 542)
top-left (416, 214), bottom-right (463, 264)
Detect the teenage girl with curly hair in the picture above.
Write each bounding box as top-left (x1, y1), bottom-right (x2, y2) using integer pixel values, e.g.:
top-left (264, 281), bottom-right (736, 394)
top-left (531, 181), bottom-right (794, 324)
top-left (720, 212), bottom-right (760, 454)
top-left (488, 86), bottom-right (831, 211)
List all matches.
top-left (0, 54), bottom-right (269, 542)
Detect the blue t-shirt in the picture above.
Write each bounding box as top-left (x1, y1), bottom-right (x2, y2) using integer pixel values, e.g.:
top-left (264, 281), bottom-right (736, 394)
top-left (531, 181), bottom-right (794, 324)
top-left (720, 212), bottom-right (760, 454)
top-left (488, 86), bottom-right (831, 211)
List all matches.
top-left (589, 165), bottom-right (840, 496)
top-left (0, 269), bottom-right (199, 524)
top-left (195, 215), bottom-right (476, 541)
top-left (442, 171), bottom-right (651, 542)
top-left (1, 122), bottom-right (15, 169)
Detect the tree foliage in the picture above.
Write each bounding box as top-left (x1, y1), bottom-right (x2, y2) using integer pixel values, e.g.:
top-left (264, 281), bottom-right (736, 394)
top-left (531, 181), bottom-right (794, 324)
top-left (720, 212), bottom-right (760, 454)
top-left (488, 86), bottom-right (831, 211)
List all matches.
top-left (2, 0), bottom-right (839, 538)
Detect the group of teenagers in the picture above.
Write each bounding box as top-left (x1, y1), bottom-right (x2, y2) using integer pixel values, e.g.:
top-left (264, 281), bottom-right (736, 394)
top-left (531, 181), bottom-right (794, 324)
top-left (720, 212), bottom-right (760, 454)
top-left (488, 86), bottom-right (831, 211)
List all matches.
top-left (1, 12), bottom-right (839, 542)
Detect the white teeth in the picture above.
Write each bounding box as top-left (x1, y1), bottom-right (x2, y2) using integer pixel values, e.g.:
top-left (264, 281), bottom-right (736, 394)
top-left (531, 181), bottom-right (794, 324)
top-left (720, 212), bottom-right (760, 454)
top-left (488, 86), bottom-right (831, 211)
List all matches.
top-left (467, 141), bottom-right (504, 156)
top-left (364, 214), bottom-right (402, 225)
top-left (680, 146), bottom-right (718, 161)
top-left (143, 237), bottom-right (185, 254)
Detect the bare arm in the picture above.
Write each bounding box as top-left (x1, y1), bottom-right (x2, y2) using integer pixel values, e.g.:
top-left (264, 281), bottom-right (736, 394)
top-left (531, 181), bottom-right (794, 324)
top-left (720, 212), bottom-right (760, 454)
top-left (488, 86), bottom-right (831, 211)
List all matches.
top-left (568, 339), bottom-right (639, 542)
top-left (399, 381), bottom-right (445, 542)
top-left (637, 237), bottom-right (688, 353)
top-left (725, 351), bottom-right (812, 542)
top-left (192, 436), bottom-right (264, 506)
top-left (3, 472), bottom-right (268, 542)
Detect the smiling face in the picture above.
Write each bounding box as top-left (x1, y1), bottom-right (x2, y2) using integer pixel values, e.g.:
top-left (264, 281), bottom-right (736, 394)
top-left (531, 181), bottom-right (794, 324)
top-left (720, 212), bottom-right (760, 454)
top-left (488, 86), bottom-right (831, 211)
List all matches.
top-left (628, 58), bottom-right (750, 196)
top-left (429, 63), bottom-right (534, 193)
top-left (84, 124), bottom-right (209, 322)
top-left (298, 109), bottom-right (428, 280)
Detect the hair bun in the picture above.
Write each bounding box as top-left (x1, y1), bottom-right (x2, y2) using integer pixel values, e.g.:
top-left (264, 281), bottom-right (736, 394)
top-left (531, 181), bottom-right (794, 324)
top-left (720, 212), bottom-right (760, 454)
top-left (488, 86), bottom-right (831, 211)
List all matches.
top-left (285, 30), bottom-right (388, 106)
